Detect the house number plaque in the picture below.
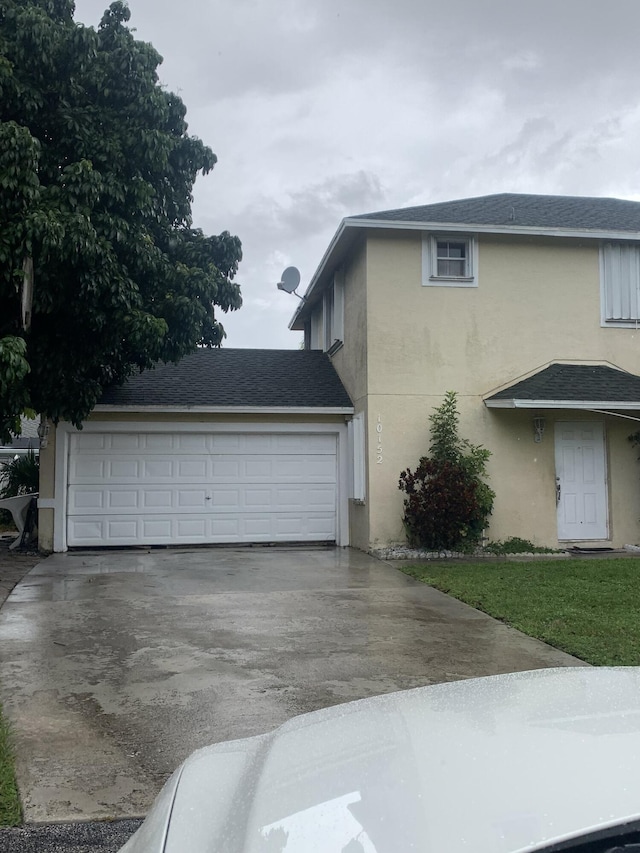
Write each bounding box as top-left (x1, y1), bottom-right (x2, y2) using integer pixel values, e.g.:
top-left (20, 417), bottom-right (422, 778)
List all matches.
top-left (376, 414), bottom-right (383, 464)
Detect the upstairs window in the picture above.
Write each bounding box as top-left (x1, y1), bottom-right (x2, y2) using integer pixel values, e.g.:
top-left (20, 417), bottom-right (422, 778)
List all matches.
top-left (436, 239), bottom-right (468, 276)
top-left (601, 243), bottom-right (640, 326)
top-left (323, 272), bottom-right (344, 353)
top-left (307, 273), bottom-right (345, 351)
top-left (423, 234), bottom-right (477, 287)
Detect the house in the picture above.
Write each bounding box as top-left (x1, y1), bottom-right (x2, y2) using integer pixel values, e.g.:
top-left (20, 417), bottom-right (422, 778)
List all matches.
top-left (38, 193), bottom-right (640, 553)
top-left (288, 193), bottom-right (640, 552)
top-left (0, 417), bottom-right (39, 468)
top-left (37, 350), bottom-right (353, 551)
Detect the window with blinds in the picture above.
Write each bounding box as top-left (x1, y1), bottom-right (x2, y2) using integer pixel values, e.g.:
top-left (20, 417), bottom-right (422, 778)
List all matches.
top-left (601, 243), bottom-right (640, 324)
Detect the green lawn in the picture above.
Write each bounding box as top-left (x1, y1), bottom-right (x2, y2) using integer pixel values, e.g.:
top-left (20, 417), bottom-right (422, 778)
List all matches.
top-left (400, 557), bottom-right (640, 666)
top-left (0, 705), bottom-right (21, 825)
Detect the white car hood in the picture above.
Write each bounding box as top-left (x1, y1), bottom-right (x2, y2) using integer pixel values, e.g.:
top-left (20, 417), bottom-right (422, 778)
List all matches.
top-left (121, 667), bottom-right (640, 853)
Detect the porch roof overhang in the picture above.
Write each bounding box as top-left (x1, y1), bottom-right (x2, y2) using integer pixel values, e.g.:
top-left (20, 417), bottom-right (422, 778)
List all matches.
top-left (484, 363), bottom-right (640, 411)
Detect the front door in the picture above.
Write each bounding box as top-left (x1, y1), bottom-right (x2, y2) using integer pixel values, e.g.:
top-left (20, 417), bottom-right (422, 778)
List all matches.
top-left (554, 422), bottom-right (608, 540)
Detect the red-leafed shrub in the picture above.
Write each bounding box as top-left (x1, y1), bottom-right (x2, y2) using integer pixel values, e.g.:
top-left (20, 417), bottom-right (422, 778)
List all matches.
top-left (399, 392), bottom-right (494, 550)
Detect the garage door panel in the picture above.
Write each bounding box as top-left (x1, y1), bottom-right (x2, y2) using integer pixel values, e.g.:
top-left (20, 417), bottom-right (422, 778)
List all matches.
top-left (142, 459), bottom-right (173, 478)
top-left (67, 430), bottom-right (338, 547)
top-left (70, 455), bottom-right (336, 485)
top-left (70, 458), bottom-right (107, 480)
top-left (70, 489), bottom-right (105, 510)
top-left (111, 434), bottom-right (143, 451)
top-left (109, 519), bottom-right (139, 539)
top-left (176, 518), bottom-right (207, 538)
top-left (144, 434), bottom-right (176, 452)
top-left (176, 489), bottom-right (208, 508)
top-left (68, 511), bottom-right (336, 545)
top-left (70, 483), bottom-right (336, 514)
top-left (276, 456), bottom-right (334, 480)
top-left (69, 519), bottom-right (104, 542)
top-left (143, 489), bottom-right (174, 509)
top-left (72, 434), bottom-right (107, 451)
top-left (177, 459), bottom-right (209, 480)
top-left (305, 516), bottom-right (337, 537)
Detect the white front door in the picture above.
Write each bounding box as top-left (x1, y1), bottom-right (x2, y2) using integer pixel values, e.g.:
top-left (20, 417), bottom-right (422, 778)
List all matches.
top-left (554, 422), bottom-right (608, 540)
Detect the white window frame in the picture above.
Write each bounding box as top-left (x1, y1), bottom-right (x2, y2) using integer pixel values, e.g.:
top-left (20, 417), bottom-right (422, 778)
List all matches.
top-left (422, 234), bottom-right (478, 287)
top-left (323, 271), bottom-right (345, 353)
top-left (600, 242), bottom-right (640, 327)
top-left (309, 308), bottom-right (323, 349)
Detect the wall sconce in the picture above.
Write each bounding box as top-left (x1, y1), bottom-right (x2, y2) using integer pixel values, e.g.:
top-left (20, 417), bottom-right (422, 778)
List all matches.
top-left (37, 418), bottom-right (50, 449)
top-left (533, 416), bottom-right (546, 443)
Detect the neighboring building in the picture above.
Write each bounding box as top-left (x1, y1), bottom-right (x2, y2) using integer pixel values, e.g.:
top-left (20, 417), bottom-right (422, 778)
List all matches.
top-left (0, 417), bottom-right (39, 468)
top-left (289, 193), bottom-right (640, 551)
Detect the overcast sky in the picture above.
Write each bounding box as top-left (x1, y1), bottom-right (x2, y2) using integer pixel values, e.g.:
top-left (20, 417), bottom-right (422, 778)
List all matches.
top-left (73, 0), bottom-right (640, 349)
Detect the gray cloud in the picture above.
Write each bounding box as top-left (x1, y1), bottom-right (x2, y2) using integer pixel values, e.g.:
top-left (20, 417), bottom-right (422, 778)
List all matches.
top-left (69, 0), bottom-right (640, 347)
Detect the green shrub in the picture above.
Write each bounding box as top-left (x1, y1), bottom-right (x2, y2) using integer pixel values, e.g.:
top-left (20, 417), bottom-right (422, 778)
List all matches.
top-left (484, 537), bottom-right (558, 554)
top-left (399, 392), bottom-right (494, 550)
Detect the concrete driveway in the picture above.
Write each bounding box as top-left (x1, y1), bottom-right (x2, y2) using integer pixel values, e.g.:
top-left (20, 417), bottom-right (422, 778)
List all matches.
top-left (0, 545), bottom-right (584, 823)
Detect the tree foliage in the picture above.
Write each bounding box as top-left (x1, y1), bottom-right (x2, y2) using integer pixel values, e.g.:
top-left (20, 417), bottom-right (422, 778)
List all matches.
top-left (0, 0), bottom-right (242, 442)
top-left (398, 391), bottom-right (495, 550)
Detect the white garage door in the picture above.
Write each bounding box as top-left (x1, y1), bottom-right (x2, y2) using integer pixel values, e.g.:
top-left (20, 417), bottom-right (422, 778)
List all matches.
top-left (66, 431), bottom-right (337, 546)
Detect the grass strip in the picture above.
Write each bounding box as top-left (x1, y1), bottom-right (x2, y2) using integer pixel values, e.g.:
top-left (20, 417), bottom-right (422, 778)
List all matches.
top-left (400, 557), bottom-right (640, 666)
top-left (0, 705), bottom-right (21, 826)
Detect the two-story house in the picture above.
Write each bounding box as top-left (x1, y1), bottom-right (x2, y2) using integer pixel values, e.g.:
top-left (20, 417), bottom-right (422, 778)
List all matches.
top-left (37, 193), bottom-right (640, 553)
top-left (289, 193), bottom-right (640, 552)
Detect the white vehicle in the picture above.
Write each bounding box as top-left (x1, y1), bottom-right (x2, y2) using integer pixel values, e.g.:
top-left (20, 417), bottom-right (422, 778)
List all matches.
top-left (120, 667), bottom-right (640, 853)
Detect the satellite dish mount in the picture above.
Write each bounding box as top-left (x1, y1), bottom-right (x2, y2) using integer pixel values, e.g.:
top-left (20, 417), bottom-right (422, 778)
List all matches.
top-left (277, 266), bottom-right (305, 301)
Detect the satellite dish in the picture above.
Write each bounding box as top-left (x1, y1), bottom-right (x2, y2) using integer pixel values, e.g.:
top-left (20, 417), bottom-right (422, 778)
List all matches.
top-left (277, 266), bottom-right (301, 293)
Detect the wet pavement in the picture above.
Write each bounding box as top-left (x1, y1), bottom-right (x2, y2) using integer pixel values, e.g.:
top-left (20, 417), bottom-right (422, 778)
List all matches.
top-left (0, 819), bottom-right (141, 852)
top-left (0, 544), bottom-right (587, 826)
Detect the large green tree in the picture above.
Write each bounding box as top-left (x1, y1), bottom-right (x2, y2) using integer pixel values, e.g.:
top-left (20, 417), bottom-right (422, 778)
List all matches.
top-left (0, 0), bottom-right (242, 442)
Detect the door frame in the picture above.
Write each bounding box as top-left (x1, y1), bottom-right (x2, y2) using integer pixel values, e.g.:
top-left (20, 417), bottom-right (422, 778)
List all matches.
top-left (53, 419), bottom-right (350, 552)
top-left (554, 420), bottom-right (609, 541)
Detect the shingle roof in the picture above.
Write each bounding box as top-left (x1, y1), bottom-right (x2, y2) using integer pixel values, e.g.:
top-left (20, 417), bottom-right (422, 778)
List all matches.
top-left (485, 363), bottom-right (640, 404)
top-left (354, 193), bottom-right (640, 232)
top-left (98, 349), bottom-right (353, 409)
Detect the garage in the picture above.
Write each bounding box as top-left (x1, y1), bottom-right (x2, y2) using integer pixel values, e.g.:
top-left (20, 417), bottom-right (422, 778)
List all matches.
top-left (66, 429), bottom-right (339, 546)
top-left (43, 349), bottom-right (353, 552)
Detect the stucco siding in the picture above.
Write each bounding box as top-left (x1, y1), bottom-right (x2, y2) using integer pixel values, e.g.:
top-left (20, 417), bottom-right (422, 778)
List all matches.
top-left (366, 391), bottom-right (640, 549)
top-left (365, 234), bottom-right (640, 395)
top-left (330, 241), bottom-right (368, 405)
top-left (359, 232), bottom-right (640, 549)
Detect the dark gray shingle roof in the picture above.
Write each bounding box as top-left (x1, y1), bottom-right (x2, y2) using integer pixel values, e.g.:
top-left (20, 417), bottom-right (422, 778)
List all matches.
top-left (354, 193), bottom-right (640, 233)
top-left (98, 349), bottom-right (353, 409)
top-left (486, 363), bottom-right (640, 404)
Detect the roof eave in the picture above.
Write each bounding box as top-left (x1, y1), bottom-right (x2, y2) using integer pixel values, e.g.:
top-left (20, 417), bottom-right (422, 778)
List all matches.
top-left (92, 404), bottom-right (354, 415)
top-left (347, 217), bottom-right (640, 241)
top-left (485, 399), bottom-right (640, 409)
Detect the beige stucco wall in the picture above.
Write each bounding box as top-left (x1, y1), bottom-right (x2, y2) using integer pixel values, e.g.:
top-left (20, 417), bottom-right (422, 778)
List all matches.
top-left (329, 241), bottom-right (368, 405)
top-left (366, 392), bottom-right (640, 550)
top-left (356, 232), bottom-right (640, 549)
top-left (319, 241), bottom-right (371, 549)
